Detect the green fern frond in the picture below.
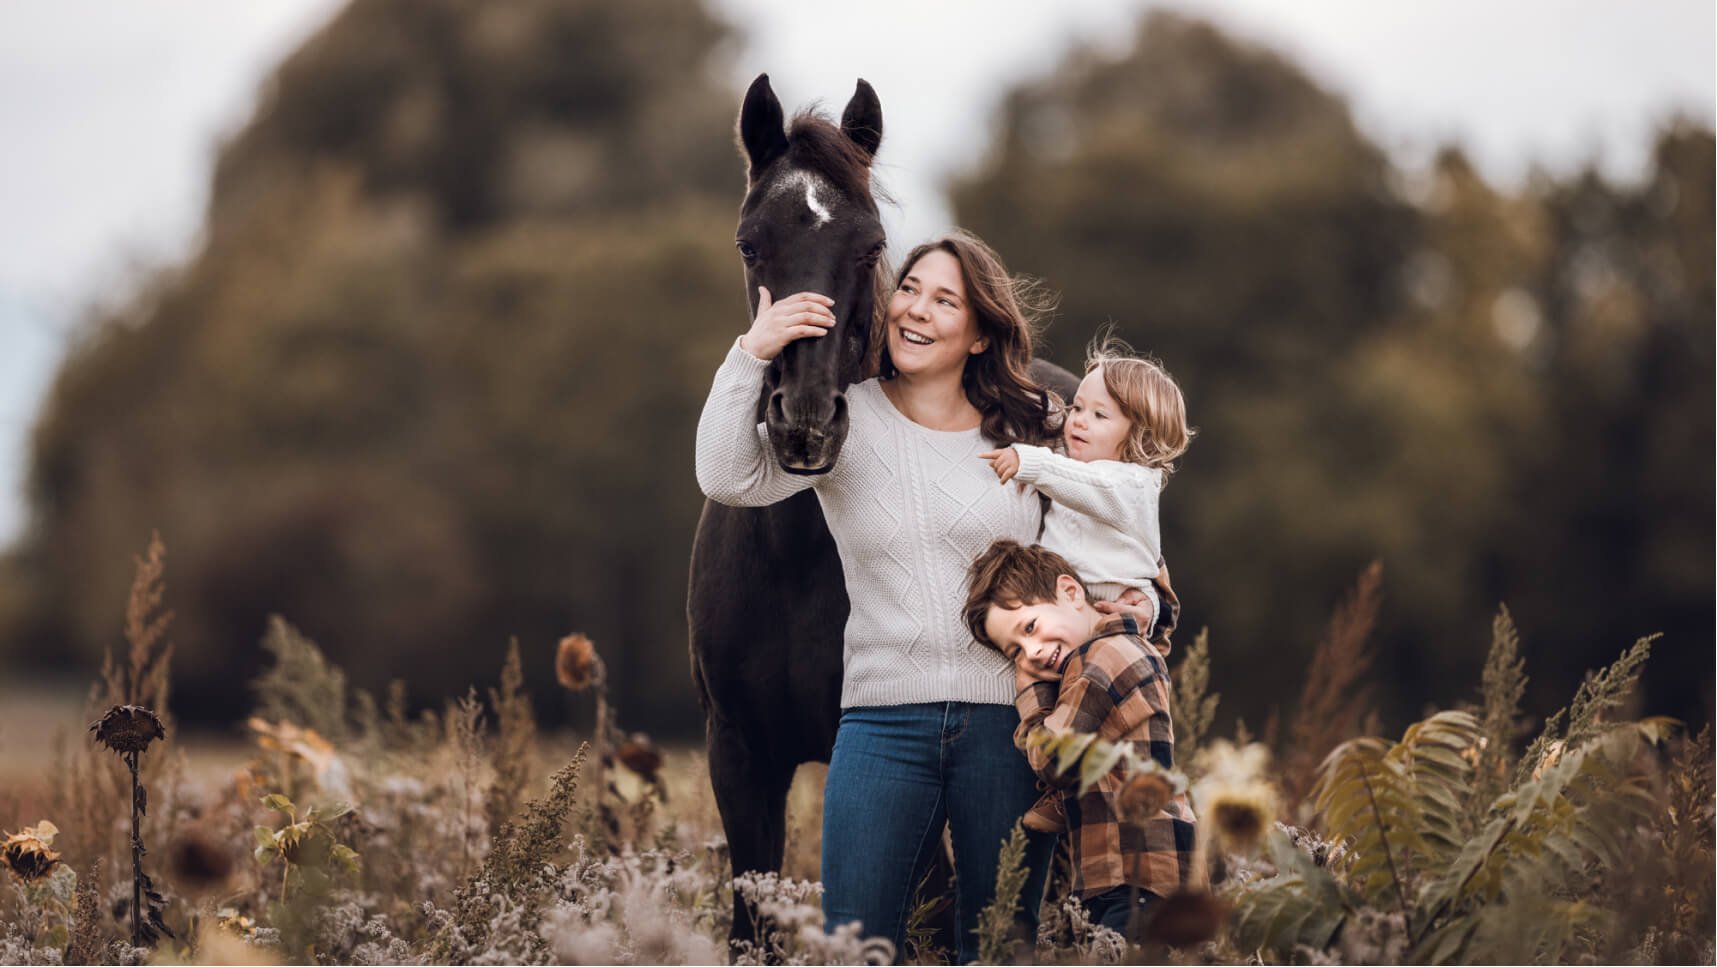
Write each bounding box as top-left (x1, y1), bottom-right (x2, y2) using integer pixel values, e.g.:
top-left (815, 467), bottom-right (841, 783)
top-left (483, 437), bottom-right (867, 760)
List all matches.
top-left (1420, 722), bottom-right (1658, 932)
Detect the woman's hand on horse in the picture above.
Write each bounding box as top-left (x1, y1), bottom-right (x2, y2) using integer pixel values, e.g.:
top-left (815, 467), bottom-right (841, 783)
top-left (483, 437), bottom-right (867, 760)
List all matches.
top-left (740, 287), bottom-right (836, 360)
top-left (979, 448), bottom-right (1021, 484)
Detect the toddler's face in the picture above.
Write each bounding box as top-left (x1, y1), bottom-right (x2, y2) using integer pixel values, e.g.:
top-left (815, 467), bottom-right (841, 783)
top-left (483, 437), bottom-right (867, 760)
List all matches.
top-left (1065, 367), bottom-right (1132, 463)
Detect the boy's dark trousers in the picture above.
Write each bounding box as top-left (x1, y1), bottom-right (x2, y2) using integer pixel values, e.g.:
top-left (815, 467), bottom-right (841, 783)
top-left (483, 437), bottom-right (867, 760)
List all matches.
top-left (1082, 885), bottom-right (1161, 937)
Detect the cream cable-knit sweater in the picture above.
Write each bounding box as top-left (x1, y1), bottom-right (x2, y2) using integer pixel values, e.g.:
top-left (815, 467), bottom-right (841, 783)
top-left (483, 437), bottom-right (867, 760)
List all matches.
top-left (696, 339), bottom-right (1040, 708)
top-left (1009, 444), bottom-right (1164, 610)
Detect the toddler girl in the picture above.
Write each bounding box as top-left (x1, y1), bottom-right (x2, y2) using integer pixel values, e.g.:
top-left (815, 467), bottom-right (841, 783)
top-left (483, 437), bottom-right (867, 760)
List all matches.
top-left (980, 334), bottom-right (1193, 656)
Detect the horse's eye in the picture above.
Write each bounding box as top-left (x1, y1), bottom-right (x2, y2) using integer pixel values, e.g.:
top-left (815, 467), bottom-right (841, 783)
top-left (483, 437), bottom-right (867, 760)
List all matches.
top-left (858, 242), bottom-right (884, 267)
top-left (736, 241), bottom-right (759, 264)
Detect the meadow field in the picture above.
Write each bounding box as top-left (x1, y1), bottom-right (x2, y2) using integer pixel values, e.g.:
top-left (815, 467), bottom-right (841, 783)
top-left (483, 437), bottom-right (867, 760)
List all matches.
top-left (0, 539), bottom-right (1709, 966)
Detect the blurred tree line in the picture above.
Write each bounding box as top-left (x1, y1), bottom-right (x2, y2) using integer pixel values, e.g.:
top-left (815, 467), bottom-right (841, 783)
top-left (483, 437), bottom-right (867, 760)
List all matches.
top-left (0, 3), bottom-right (1709, 738)
top-left (953, 13), bottom-right (1713, 733)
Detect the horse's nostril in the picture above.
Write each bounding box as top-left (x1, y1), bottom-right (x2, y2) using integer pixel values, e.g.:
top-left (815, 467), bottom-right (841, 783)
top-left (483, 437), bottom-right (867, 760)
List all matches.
top-left (768, 390), bottom-right (787, 425)
top-left (831, 393), bottom-right (847, 425)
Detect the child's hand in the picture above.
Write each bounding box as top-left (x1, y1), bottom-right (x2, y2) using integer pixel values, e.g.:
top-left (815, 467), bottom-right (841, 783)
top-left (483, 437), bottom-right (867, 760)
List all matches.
top-left (1093, 588), bottom-right (1157, 631)
top-left (739, 287), bottom-right (836, 361)
top-left (1014, 662), bottom-right (1043, 693)
top-left (979, 447), bottom-right (1021, 484)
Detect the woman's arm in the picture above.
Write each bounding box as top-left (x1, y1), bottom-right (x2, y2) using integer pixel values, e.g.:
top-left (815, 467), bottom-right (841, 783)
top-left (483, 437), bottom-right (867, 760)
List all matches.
top-left (694, 288), bottom-right (836, 507)
top-left (694, 340), bottom-right (816, 507)
top-left (1008, 444), bottom-right (1160, 529)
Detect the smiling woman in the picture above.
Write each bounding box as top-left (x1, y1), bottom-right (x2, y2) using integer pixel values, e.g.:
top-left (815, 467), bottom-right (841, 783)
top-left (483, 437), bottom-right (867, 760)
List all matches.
top-left (696, 226), bottom-right (1065, 961)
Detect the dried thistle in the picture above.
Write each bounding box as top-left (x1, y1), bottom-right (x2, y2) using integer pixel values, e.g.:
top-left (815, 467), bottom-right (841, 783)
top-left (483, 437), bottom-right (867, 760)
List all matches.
top-left (1, 820), bottom-right (62, 881)
top-left (1142, 890), bottom-right (1228, 947)
top-left (556, 633), bottom-right (599, 691)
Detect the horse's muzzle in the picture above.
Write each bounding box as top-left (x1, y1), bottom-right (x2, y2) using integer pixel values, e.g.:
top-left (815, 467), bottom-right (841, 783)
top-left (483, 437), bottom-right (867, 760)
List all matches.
top-left (767, 389), bottom-right (848, 475)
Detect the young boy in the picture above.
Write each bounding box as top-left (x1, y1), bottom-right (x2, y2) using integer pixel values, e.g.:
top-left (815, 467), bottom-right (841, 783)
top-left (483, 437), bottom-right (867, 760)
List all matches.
top-left (964, 539), bottom-right (1197, 934)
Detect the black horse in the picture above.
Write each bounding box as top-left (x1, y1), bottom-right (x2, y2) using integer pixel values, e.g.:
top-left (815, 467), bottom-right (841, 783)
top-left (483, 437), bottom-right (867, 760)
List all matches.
top-left (688, 74), bottom-right (1086, 951)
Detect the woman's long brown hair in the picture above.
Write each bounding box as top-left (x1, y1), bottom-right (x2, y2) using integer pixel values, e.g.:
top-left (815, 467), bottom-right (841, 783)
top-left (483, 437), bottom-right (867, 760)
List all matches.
top-left (880, 230), bottom-right (1058, 447)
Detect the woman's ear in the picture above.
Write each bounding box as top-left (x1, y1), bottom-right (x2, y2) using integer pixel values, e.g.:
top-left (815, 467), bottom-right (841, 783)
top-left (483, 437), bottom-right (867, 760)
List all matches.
top-left (969, 337), bottom-right (989, 355)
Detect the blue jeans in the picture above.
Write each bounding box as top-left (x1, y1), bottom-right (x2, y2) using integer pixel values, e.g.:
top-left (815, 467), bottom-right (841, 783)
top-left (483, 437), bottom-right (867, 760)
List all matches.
top-left (821, 702), bottom-right (1056, 964)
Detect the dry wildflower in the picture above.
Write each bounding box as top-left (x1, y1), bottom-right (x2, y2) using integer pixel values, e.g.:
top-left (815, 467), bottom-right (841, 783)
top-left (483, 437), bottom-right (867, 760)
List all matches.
top-left (1531, 739), bottom-right (1565, 780)
top-left (249, 717), bottom-right (350, 795)
top-left (1, 820), bottom-right (62, 881)
top-left (167, 829), bottom-right (235, 898)
top-left (1119, 772), bottom-right (1176, 823)
top-left (1193, 740), bottom-right (1278, 858)
top-left (90, 704), bottom-right (166, 754)
top-left (616, 733), bottom-right (663, 780)
top-left (65, 858), bottom-right (104, 965)
top-left (1208, 789), bottom-right (1274, 854)
top-left (1143, 890), bottom-right (1228, 947)
top-left (217, 907), bottom-right (260, 940)
top-left (556, 633), bottom-right (599, 691)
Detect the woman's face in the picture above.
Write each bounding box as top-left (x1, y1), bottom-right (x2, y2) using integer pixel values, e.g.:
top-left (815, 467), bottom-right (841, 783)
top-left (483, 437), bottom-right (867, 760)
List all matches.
top-left (885, 249), bottom-right (987, 380)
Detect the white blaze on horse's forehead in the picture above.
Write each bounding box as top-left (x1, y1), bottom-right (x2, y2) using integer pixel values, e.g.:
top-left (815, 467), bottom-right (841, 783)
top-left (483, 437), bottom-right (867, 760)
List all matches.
top-left (773, 169), bottom-right (835, 229)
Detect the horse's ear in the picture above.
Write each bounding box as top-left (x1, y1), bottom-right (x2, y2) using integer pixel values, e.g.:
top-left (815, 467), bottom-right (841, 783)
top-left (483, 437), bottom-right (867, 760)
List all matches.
top-left (739, 73), bottom-right (788, 177)
top-left (841, 79), bottom-right (883, 160)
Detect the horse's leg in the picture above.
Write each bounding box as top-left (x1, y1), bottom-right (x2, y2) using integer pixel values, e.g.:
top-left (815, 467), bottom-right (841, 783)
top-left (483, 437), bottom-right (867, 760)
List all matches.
top-left (709, 716), bottom-right (792, 956)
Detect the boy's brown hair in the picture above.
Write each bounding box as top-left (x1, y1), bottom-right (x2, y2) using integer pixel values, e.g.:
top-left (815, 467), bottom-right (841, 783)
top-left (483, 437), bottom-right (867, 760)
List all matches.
top-left (964, 539), bottom-right (1090, 652)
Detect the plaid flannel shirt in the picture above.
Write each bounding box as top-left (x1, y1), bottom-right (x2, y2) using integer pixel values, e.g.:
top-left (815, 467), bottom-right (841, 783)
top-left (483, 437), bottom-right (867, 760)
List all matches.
top-left (1013, 614), bottom-right (1197, 899)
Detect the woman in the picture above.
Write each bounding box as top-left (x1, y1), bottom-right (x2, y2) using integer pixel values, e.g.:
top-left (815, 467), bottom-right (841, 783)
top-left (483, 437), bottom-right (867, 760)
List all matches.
top-left (696, 230), bottom-right (1059, 962)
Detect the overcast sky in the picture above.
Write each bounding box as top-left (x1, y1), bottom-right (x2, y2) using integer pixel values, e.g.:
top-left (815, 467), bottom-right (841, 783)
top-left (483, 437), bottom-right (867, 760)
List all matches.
top-left (0, 0), bottom-right (1711, 543)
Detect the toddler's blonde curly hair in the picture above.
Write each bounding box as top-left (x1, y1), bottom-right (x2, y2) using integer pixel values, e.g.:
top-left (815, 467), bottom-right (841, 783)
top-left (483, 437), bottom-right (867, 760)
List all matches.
top-left (1084, 331), bottom-right (1195, 475)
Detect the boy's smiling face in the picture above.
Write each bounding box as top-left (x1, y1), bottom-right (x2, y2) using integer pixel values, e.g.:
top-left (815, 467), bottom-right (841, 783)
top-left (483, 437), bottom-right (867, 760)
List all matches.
top-left (983, 574), bottom-right (1102, 683)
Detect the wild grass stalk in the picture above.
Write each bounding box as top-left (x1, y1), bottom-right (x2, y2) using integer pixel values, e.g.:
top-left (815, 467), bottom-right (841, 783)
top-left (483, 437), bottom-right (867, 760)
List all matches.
top-left (485, 639), bottom-right (536, 837)
top-left (976, 823), bottom-right (1030, 964)
top-left (1281, 561), bottom-right (1382, 810)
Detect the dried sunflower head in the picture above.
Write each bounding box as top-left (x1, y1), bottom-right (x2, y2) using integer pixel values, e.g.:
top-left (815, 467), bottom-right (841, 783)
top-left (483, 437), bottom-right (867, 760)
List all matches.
top-left (2, 821), bottom-right (62, 881)
top-left (91, 704), bottom-right (166, 754)
top-left (556, 633), bottom-right (600, 691)
top-left (616, 733), bottom-right (663, 780)
top-left (1143, 891), bottom-right (1228, 947)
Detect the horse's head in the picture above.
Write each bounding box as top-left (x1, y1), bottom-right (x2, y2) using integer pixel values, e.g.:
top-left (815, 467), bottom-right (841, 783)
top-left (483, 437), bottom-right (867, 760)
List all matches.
top-left (736, 74), bottom-right (886, 475)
